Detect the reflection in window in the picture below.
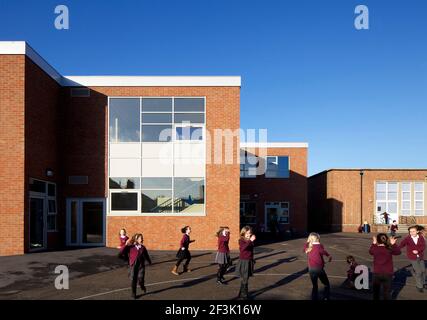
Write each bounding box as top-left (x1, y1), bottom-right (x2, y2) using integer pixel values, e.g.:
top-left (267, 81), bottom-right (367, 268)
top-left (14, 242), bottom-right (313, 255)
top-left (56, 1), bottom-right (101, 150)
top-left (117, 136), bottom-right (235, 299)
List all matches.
top-left (141, 178), bottom-right (172, 189)
top-left (142, 113), bottom-right (172, 124)
top-left (141, 190), bottom-right (173, 213)
top-left (111, 193), bottom-right (138, 211)
top-left (174, 113), bottom-right (204, 123)
top-left (109, 98), bottom-right (140, 142)
top-left (265, 156), bottom-right (290, 178)
top-left (173, 178), bottom-right (204, 213)
top-left (142, 125), bottom-right (172, 142)
top-left (142, 98), bottom-right (172, 112)
top-left (176, 126), bottom-right (203, 141)
top-left (109, 177), bottom-right (140, 189)
top-left (174, 98), bottom-right (204, 112)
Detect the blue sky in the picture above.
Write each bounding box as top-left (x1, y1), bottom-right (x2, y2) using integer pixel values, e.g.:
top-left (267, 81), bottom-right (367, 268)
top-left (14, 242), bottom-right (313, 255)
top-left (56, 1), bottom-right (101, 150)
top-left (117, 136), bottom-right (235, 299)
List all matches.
top-left (1, 0), bottom-right (426, 175)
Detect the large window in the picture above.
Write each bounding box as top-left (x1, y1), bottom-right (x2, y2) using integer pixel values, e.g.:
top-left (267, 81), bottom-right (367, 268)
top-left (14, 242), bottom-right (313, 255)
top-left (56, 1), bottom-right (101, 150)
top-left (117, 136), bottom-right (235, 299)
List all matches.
top-left (265, 156), bottom-right (290, 178)
top-left (29, 179), bottom-right (57, 232)
top-left (108, 97), bottom-right (206, 215)
top-left (375, 182), bottom-right (397, 218)
top-left (401, 182), bottom-right (411, 216)
top-left (240, 151), bottom-right (258, 178)
top-left (414, 182), bottom-right (425, 216)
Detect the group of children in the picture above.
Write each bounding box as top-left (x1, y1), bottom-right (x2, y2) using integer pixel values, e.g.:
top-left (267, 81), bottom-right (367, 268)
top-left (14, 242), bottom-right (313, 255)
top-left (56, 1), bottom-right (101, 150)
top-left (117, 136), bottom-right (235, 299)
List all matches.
top-left (117, 224), bottom-right (426, 300)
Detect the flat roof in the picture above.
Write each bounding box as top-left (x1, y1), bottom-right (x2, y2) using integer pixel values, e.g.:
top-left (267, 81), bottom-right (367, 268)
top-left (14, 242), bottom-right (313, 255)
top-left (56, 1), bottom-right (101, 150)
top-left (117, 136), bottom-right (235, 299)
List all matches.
top-left (310, 168), bottom-right (427, 178)
top-left (0, 41), bottom-right (241, 87)
top-left (240, 142), bottom-right (308, 148)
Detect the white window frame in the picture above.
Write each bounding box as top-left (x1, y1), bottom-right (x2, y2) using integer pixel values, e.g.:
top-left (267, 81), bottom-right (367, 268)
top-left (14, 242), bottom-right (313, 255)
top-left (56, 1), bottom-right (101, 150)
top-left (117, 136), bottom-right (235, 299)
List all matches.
top-left (401, 182), bottom-right (412, 216)
top-left (107, 96), bottom-right (206, 217)
top-left (414, 182), bottom-right (425, 216)
top-left (375, 181), bottom-right (398, 219)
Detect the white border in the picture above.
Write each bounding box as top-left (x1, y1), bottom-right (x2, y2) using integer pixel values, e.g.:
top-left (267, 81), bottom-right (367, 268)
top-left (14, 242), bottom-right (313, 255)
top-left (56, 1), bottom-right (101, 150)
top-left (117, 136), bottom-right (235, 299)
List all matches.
top-left (240, 142), bottom-right (308, 148)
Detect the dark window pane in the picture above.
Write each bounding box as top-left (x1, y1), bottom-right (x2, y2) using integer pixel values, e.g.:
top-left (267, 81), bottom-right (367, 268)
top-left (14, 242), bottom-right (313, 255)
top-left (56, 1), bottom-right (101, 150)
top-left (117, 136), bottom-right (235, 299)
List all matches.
top-left (30, 198), bottom-right (44, 249)
top-left (48, 200), bottom-right (56, 213)
top-left (174, 113), bottom-right (204, 123)
top-left (142, 125), bottom-right (172, 142)
top-left (30, 179), bottom-right (46, 193)
top-left (174, 98), bottom-right (205, 112)
top-left (47, 215), bottom-right (57, 231)
top-left (109, 98), bottom-right (140, 142)
top-left (142, 98), bottom-right (172, 112)
top-left (47, 184), bottom-right (56, 196)
top-left (141, 190), bottom-right (173, 213)
top-left (240, 202), bottom-right (257, 225)
top-left (173, 178), bottom-right (205, 213)
top-left (109, 177), bottom-right (140, 189)
top-left (82, 202), bottom-right (104, 244)
top-left (141, 178), bottom-right (172, 189)
top-left (142, 113), bottom-right (172, 124)
top-left (111, 193), bottom-right (138, 211)
top-left (176, 126), bottom-right (203, 140)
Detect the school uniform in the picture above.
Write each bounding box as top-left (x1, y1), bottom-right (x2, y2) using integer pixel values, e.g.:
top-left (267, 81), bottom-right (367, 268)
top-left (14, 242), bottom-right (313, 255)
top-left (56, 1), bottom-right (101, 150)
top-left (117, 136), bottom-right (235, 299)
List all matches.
top-left (303, 243), bottom-right (331, 300)
top-left (123, 244), bottom-right (152, 297)
top-left (236, 238), bottom-right (255, 298)
top-left (369, 244), bottom-right (401, 300)
top-left (117, 236), bottom-right (130, 261)
top-left (119, 235), bottom-right (129, 248)
top-left (347, 261), bottom-right (358, 283)
top-left (215, 234), bottom-right (231, 282)
top-left (390, 224), bottom-right (398, 237)
top-left (176, 234), bottom-right (192, 270)
top-left (399, 235), bottom-right (426, 290)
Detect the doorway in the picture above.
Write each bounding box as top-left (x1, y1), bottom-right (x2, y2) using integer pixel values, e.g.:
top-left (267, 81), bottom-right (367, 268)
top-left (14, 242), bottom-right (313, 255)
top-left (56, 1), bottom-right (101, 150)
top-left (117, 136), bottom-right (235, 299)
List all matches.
top-left (29, 196), bottom-right (46, 251)
top-left (66, 198), bottom-right (105, 246)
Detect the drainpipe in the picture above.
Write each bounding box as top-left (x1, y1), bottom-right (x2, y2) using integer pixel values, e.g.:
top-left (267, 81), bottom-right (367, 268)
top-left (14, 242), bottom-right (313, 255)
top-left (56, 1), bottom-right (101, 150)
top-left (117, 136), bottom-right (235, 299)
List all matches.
top-left (360, 170), bottom-right (364, 225)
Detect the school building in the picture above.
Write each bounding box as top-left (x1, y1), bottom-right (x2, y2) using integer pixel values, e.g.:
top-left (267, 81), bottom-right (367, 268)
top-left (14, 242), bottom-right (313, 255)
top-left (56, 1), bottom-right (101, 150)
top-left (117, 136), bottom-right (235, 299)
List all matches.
top-left (0, 41), bottom-right (309, 256)
top-left (308, 169), bottom-right (427, 233)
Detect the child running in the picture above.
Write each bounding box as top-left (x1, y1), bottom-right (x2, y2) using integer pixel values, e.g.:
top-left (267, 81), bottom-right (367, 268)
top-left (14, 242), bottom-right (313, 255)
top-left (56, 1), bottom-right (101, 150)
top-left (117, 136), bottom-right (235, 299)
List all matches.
top-left (369, 233), bottom-right (401, 300)
top-left (172, 226), bottom-right (195, 275)
top-left (398, 225), bottom-right (426, 292)
top-left (389, 220), bottom-right (399, 237)
top-left (117, 228), bottom-right (129, 249)
top-left (215, 226), bottom-right (231, 284)
top-left (345, 255), bottom-right (359, 289)
top-left (303, 232), bottom-right (332, 300)
top-left (236, 226), bottom-right (256, 299)
top-left (121, 233), bottom-right (152, 299)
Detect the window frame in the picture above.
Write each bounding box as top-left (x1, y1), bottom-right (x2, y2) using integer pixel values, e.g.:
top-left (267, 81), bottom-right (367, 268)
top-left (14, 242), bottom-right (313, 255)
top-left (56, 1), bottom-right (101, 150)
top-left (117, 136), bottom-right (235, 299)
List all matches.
top-left (264, 156), bottom-right (290, 178)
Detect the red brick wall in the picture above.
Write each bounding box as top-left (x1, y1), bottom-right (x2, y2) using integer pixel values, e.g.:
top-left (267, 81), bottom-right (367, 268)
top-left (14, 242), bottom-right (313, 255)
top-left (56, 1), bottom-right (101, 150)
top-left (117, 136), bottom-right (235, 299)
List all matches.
top-left (240, 147), bottom-right (308, 234)
top-left (24, 57), bottom-right (62, 250)
top-left (308, 170), bottom-right (427, 232)
top-left (0, 55), bottom-right (25, 255)
top-left (63, 87), bottom-right (240, 251)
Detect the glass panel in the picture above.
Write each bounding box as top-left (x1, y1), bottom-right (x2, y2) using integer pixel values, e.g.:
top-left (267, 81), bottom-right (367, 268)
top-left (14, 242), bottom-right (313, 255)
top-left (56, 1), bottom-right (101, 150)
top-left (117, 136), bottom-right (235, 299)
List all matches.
top-left (388, 183), bottom-right (398, 192)
top-left (266, 156), bottom-right (289, 178)
top-left (109, 98), bottom-right (140, 142)
top-left (415, 183), bottom-right (424, 192)
top-left (377, 202), bottom-right (386, 212)
top-left (175, 126), bottom-right (203, 140)
top-left (388, 192), bottom-right (397, 201)
top-left (111, 193), bottom-right (138, 211)
top-left (142, 113), bottom-right (172, 124)
top-left (415, 201), bottom-right (424, 210)
top-left (401, 183), bottom-right (411, 192)
top-left (47, 215), bottom-right (56, 231)
top-left (142, 125), bottom-right (172, 142)
top-left (141, 178), bottom-right (172, 189)
top-left (402, 192), bottom-right (411, 201)
top-left (174, 98), bottom-right (204, 112)
top-left (48, 200), bottom-right (56, 213)
top-left (173, 178), bottom-right (205, 213)
top-left (376, 192), bottom-right (386, 200)
top-left (82, 201), bottom-right (104, 244)
top-left (415, 193), bottom-right (423, 201)
top-left (387, 202), bottom-right (397, 214)
top-left (174, 113), bottom-right (204, 123)
top-left (402, 202), bottom-right (410, 210)
top-left (376, 182), bottom-right (386, 192)
top-left (30, 179), bottom-right (46, 193)
top-left (70, 201), bottom-right (78, 244)
top-left (47, 184), bottom-right (56, 196)
top-left (240, 202), bottom-right (257, 225)
top-left (30, 198), bottom-right (44, 249)
top-left (142, 98), bottom-right (172, 112)
top-left (141, 190), bottom-right (173, 213)
top-left (109, 177), bottom-right (140, 189)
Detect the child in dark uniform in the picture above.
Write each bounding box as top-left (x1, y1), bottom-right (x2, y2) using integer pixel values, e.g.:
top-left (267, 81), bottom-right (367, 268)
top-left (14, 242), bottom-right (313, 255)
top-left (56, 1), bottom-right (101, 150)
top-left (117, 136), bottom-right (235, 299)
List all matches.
top-left (172, 226), bottom-right (195, 275)
top-left (215, 226), bottom-right (231, 284)
top-left (236, 226), bottom-right (256, 299)
top-left (117, 228), bottom-right (129, 249)
top-left (121, 233), bottom-right (152, 299)
top-left (346, 255), bottom-right (359, 289)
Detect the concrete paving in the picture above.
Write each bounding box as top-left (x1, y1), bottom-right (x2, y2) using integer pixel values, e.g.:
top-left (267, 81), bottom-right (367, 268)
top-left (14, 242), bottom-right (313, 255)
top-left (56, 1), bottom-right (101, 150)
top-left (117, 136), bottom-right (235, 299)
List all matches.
top-left (0, 233), bottom-right (426, 300)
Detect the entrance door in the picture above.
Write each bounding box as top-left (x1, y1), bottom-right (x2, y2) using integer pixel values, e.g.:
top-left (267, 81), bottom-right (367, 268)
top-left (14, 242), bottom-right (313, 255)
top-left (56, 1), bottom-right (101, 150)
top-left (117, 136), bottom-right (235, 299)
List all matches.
top-left (29, 197), bottom-right (46, 251)
top-left (66, 198), bottom-right (105, 246)
top-left (265, 202), bottom-right (290, 232)
top-left (265, 206), bottom-right (279, 232)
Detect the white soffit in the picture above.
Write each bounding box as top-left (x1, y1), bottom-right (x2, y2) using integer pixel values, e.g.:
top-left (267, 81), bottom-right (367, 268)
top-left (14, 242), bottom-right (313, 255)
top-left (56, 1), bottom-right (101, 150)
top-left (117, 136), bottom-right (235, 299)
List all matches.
top-left (240, 142), bottom-right (309, 148)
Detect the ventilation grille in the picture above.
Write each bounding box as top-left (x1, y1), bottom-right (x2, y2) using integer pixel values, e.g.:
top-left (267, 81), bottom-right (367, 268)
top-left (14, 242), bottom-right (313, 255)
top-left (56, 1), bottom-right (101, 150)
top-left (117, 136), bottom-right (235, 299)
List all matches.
top-left (68, 176), bottom-right (89, 185)
top-left (70, 87), bottom-right (90, 97)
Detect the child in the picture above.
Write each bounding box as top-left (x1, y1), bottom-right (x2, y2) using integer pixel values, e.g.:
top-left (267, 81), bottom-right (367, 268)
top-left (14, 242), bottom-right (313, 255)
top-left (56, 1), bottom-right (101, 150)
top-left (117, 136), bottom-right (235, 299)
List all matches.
top-left (389, 220), bottom-right (398, 237)
top-left (303, 232), bottom-right (332, 300)
top-left (398, 225), bottom-right (426, 292)
top-left (215, 226), bottom-right (231, 284)
top-left (117, 228), bottom-right (129, 249)
top-left (172, 226), bottom-right (195, 275)
top-left (369, 233), bottom-right (401, 300)
top-left (236, 226), bottom-right (256, 299)
top-left (121, 233), bottom-right (152, 299)
top-left (346, 255), bottom-right (359, 289)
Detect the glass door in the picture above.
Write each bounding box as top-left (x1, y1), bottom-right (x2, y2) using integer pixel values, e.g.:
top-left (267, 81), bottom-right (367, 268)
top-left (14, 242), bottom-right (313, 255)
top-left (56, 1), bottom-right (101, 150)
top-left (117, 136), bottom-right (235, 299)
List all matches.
top-left (66, 198), bottom-right (105, 246)
top-left (29, 197), bottom-right (46, 251)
